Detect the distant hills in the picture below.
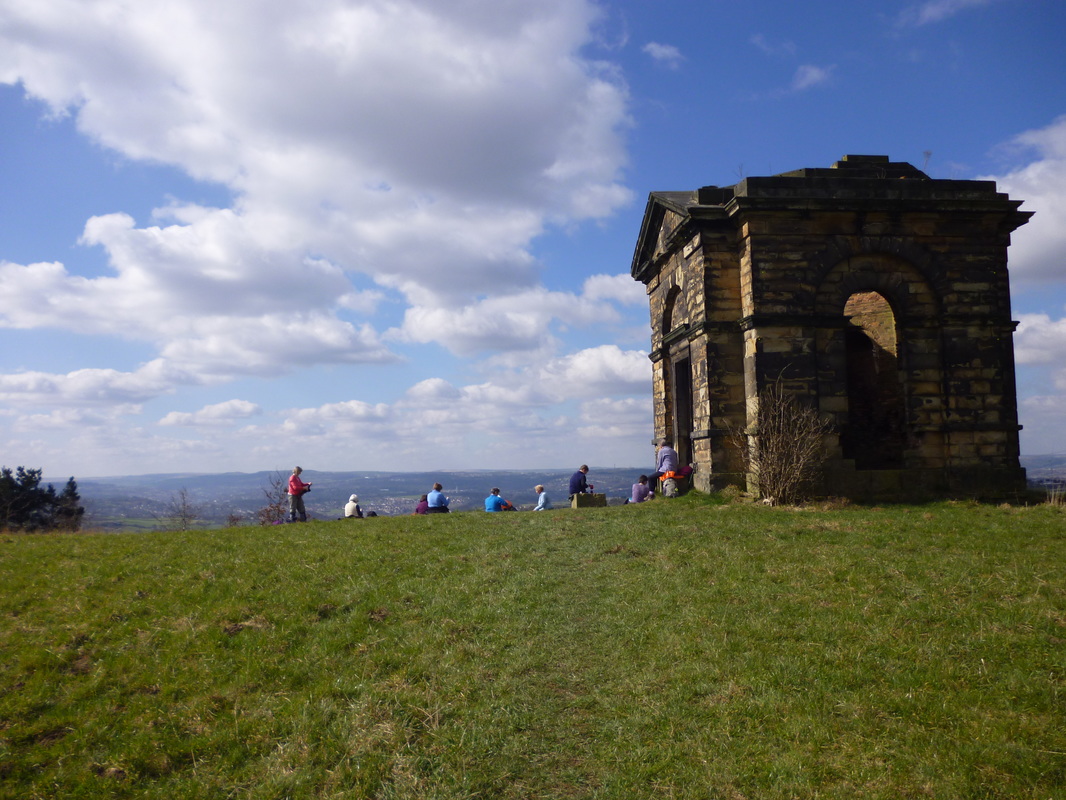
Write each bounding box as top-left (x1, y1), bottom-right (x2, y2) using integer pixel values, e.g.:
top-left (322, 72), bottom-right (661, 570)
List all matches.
top-left (53, 455), bottom-right (1066, 532)
top-left (1017, 454), bottom-right (1066, 485)
top-left (70, 467), bottom-right (648, 530)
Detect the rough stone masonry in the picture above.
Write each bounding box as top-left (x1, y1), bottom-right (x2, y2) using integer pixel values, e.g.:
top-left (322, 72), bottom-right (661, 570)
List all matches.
top-left (630, 155), bottom-right (1031, 501)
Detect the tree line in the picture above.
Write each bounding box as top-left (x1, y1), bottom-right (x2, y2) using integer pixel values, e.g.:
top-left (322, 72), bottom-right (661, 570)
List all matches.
top-left (0, 467), bottom-right (85, 533)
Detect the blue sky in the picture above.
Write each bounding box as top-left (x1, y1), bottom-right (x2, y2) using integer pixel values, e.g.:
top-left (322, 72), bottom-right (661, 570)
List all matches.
top-left (2, 0), bottom-right (1065, 478)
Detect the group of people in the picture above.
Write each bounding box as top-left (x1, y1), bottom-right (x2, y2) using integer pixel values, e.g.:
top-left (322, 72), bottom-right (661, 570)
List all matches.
top-left (409, 483), bottom-right (454, 514)
top-left (286, 442), bottom-right (684, 522)
top-left (408, 483), bottom-right (553, 513)
top-left (628, 439), bottom-right (683, 503)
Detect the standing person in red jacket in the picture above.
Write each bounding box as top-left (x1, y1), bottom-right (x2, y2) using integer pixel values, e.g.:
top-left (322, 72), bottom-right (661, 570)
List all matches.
top-left (288, 466), bottom-right (312, 522)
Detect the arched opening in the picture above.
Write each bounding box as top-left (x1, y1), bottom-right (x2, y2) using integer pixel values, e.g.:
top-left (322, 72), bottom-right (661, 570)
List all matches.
top-left (662, 286), bottom-right (693, 465)
top-left (663, 286), bottom-right (687, 335)
top-left (840, 291), bottom-right (905, 468)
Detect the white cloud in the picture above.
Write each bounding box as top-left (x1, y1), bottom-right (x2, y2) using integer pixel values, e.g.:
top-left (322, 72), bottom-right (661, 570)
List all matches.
top-left (537, 345), bottom-right (650, 400)
top-left (0, 360), bottom-right (195, 407)
top-left (393, 282), bottom-right (635, 356)
top-left (575, 396), bottom-right (652, 440)
top-left (896, 0), bottom-right (995, 27)
top-left (1005, 273), bottom-right (1066, 460)
top-left (280, 400), bottom-right (392, 437)
top-left (749, 34), bottom-right (796, 57)
top-left (0, 338), bottom-right (654, 474)
top-left (642, 42), bottom-right (684, 69)
top-left (1015, 313), bottom-right (1066, 367)
top-left (791, 64), bottom-right (836, 91)
top-left (981, 115), bottom-right (1066, 285)
top-left (0, 2), bottom-right (658, 476)
top-left (159, 399), bottom-right (262, 427)
top-left (0, 0), bottom-right (632, 365)
top-left (582, 273), bottom-right (647, 305)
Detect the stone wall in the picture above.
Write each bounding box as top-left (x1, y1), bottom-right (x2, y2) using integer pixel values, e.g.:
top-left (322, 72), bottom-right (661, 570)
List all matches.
top-left (631, 155), bottom-right (1031, 500)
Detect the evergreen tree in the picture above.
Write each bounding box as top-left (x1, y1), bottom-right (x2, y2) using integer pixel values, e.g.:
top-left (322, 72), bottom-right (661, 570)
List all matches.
top-left (0, 467), bottom-right (85, 533)
top-left (55, 478), bottom-right (85, 532)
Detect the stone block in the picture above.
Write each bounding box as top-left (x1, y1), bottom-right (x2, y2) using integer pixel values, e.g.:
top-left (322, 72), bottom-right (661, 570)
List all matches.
top-left (571, 493), bottom-right (606, 509)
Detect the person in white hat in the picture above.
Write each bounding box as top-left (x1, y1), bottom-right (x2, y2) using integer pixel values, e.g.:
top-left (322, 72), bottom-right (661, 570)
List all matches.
top-left (344, 494), bottom-right (363, 519)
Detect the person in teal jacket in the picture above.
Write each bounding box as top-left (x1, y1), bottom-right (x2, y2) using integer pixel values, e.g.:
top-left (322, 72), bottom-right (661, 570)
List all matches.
top-left (485, 488), bottom-right (509, 512)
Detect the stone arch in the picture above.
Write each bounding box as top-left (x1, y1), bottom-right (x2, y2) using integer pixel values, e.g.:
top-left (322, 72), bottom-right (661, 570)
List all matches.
top-left (811, 235), bottom-right (948, 303)
top-left (663, 284), bottom-right (690, 334)
top-left (660, 283), bottom-right (694, 464)
top-left (841, 291), bottom-right (905, 467)
top-left (815, 253), bottom-right (945, 468)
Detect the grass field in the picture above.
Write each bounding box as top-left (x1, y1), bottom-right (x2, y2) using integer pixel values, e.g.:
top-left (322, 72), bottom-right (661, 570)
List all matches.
top-left (1, 495), bottom-right (1064, 799)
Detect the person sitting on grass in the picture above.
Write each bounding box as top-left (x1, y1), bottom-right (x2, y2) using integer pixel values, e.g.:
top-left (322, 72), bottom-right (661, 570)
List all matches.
top-left (630, 475), bottom-right (651, 504)
top-left (344, 494), bottom-right (363, 518)
top-left (426, 483), bottom-right (450, 513)
top-left (533, 484), bottom-right (552, 511)
top-left (485, 488), bottom-right (512, 512)
top-left (413, 494), bottom-right (429, 515)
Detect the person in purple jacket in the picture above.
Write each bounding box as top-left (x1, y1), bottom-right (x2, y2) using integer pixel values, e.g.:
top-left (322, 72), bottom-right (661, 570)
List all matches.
top-left (650, 440), bottom-right (678, 495)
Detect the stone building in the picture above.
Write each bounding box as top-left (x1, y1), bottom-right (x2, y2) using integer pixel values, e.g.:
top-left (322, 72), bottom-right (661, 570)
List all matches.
top-left (630, 155), bottom-right (1032, 500)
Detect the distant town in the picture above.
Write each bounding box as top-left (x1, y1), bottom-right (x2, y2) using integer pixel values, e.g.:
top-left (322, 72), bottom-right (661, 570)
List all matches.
top-left (72, 468), bottom-right (651, 531)
top-left (57, 455), bottom-right (1066, 532)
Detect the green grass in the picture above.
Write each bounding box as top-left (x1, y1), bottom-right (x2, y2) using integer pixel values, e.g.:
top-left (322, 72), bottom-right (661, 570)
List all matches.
top-left (1, 496), bottom-right (1064, 799)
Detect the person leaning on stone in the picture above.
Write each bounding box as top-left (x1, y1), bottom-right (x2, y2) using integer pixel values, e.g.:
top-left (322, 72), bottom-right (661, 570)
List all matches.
top-left (287, 466), bottom-right (312, 522)
top-left (650, 439), bottom-right (678, 494)
top-left (568, 465), bottom-right (591, 500)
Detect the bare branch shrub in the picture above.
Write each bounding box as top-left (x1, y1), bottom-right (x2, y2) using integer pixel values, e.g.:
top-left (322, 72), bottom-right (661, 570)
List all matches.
top-left (731, 382), bottom-right (832, 506)
top-left (162, 488), bottom-right (202, 532)
top-left (1047, 483), bottom-right (1065, 507)
top-left (255, 470), bottom-right (288, 526)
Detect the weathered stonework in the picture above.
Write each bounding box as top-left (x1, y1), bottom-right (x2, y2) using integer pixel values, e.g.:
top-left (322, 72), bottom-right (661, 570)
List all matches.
top-left (631, 155), bottom-right (1031, 501)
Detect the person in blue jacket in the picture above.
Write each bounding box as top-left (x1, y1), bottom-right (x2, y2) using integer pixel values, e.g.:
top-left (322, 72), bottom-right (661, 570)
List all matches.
top-left (426, 482), bottom-right (450, 513)
top-left (533, 484), bottom-right (552, 511)
top-left (484, 488), bottom-right (510, 512)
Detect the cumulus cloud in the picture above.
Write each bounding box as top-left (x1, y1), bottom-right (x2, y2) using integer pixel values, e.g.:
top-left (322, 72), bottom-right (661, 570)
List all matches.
top-left (642, 42), bottom-right (684, 69)
top-left (0, 360), bottom-right (196, 407)
top-left (1015, 313), bottom-right (1066, 367)
top-left (261, 344), bottom-right (654, 468)
top-left (159, 399), bottom-right (262, 427)
top-left (281, 399), bottom-right (392, 437)
top-left (749, 34), bottom-right (797, 57)
top-left (980, 115), bottom-right (1066, 285)
top-left (0, 0), bottom-right (632, 364)
top-left (537, 345), bottom-right (650, 399)
top-left (393, 281), bottom-right (634, 356)
top-left (791, 64), bottom-right (836, 91)
top-left (896, 0), bottom-right (996, 27)
top-left (582, 273), bottom-right (647, 305)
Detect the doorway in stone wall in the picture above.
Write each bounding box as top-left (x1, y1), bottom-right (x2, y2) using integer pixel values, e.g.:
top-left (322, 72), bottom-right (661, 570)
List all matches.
top-left (840, 291), bottom-right (905, 468)
top-left (671, 357), bottom-right (693, 466)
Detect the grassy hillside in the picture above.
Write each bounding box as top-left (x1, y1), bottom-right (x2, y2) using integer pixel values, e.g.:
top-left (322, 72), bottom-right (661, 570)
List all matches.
top-left (1, 496), bottom-right (1064, 799)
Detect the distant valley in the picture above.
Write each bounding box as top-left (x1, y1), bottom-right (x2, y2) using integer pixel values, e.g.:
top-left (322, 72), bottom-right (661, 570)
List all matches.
top-left (53, 454), bottom-right (1066, 532)
top-left (69, 468), bottom-right (647, 531)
